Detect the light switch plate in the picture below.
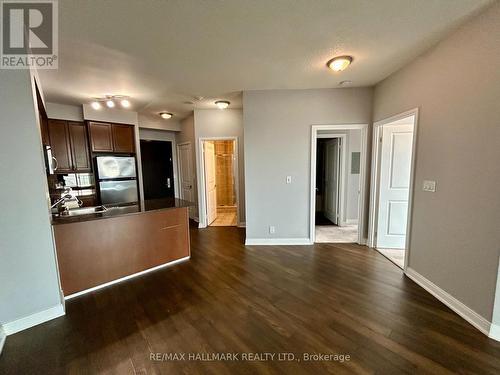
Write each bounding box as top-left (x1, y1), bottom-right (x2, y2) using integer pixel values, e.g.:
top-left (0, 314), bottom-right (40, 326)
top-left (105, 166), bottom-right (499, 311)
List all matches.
top-left (286, 176), bottom-right (292, 184)
top-left (269, 226), bottom-right (276, 234)
top-left (423, 180), bottom-right (437, 192)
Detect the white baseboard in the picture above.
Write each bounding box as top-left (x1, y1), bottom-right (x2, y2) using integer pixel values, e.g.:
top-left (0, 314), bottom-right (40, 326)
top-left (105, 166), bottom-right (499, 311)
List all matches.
top-left (3, 304), bottom-right (65, 336)
top-left (346, 219), bottom-right (358, 225)
top-left (245, 238), bottom-right (312, 246)
top-left (65, 256), bottom-right (190, 300)
top-left (237, 222), bottom-right (246, 228)
top-left (490, 324), bottom-right (500, 341)
top-left (0, 324), bottom-right (5, 355)
top-left (405, 268), bottom-right (492, 338)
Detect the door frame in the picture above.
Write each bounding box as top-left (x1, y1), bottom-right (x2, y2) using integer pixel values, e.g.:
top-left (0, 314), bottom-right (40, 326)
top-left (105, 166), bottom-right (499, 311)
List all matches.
top-left (368, 108), bottom-right (419, 271)
top-left (318, 134), bottom-right (347, 226)
top-left (176, 141), bottom-right (195, 219)
top-left (198, 137), bottom-right (240, 228)
top-left (310, 124), bottom-right (368, 244)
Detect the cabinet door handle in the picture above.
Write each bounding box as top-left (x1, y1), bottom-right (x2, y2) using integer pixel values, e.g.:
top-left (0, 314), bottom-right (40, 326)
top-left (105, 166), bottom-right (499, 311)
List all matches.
top-left (52, 157), bottom-right (58, 171)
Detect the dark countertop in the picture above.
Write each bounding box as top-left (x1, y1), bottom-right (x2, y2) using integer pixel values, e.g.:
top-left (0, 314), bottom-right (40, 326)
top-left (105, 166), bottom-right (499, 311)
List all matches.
top-left (51, 198), bottom-right (193, 225)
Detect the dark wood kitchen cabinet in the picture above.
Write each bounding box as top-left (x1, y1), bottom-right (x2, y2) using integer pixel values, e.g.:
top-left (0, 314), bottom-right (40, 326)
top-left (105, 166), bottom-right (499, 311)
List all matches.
top-left (48, 119), bottom-right (73, 172)
top-left (112, 124), bottom-right (135, 153)
top-left (88, 122), bottom-right (113, 152)
top-left (48, 119), bottom-right (91, 173)
top-left (88, 121), bottom-right (135, 153)
top-left (68, 122), bottom-right (91, 171)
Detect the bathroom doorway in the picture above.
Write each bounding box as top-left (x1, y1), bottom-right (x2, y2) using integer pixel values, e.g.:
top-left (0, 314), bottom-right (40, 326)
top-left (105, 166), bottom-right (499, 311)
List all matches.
top-left (201, 139), bottom-right (238, 227)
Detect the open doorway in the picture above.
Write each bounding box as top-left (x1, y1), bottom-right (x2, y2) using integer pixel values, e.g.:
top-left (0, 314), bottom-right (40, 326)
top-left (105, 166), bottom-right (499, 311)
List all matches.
top-left (140, 140), bottom-right (175, 200)
top-left (201, 139), bottom-right (238, 227)
top-left (369, 109), bottom-right (418, 269)
top-left (310, 125), bottom-right (368, 244)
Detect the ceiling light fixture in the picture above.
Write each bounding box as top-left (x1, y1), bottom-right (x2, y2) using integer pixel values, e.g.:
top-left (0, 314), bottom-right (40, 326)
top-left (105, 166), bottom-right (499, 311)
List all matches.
top-left (160, 112), bottom-right (173, 119)
top-left (89, 95), bottom-right (131, 110)
top-left (215, 100), bottom-right (230, 109)
top-left (326, 55), bottom-right (353, 72)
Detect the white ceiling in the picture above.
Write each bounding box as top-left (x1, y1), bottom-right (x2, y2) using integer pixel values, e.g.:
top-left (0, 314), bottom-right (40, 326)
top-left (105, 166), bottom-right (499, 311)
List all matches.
top-left (38, 0), bottom-right (492, 119)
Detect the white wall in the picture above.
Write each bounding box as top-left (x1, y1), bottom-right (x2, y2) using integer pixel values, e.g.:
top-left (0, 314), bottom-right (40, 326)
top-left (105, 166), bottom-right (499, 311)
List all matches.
top-left (346, 129), bottom-right (361, 222)
top-left (46, 102), bottom-right (83, 121)
top-left (243, 88), bottom-right (373, 241)
top-left (373, 2), bottom-right (500, 321)
top-left (193, 109), bottom-right (245, 226)
top-left (138, 113), bottom-right (181, 132)
top-left (0, 70), bottom-right (63, 332)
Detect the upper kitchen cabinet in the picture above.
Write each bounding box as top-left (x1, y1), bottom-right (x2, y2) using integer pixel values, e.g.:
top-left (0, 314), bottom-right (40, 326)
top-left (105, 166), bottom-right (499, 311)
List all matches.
top-left (112, 124), bottom-right (135, 153)
top-left (48, 119), bottom-right (92, 173)
top-left (68, 122), bottom-right (91, 171)
top-left (39, 113), bottom-right (50, 146)
top-left (88, 122), bottom-right (113, 152)
top-left (88, 121), bottom-right (135, 153)
top-left (48, 119), bottom-right (73, 173)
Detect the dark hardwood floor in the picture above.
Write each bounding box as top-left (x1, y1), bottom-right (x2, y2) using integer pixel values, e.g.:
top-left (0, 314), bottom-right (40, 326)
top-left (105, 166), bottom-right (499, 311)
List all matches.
top-left (1, 225), bottom-right (500, 374)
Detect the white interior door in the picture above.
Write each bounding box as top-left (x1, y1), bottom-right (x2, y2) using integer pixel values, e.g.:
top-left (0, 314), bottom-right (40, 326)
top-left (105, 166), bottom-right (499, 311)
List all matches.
top-left (376, 124), bottom-right (413, 249)
top-left (324, 139), bottom-right (341, 225)
top-left (204, 141), bottom-right (217, 225)
top-left (177, 143), bottom-right (194, 215)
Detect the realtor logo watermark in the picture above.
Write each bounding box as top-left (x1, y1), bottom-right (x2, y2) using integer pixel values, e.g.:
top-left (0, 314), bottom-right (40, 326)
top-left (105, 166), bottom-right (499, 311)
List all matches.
top-left (1, 0), bottom-right (58, 69)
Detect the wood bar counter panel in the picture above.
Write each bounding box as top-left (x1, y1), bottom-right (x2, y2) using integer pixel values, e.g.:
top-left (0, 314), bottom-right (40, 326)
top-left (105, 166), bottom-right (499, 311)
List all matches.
top-left (53, 207), bottom-right (190, 296)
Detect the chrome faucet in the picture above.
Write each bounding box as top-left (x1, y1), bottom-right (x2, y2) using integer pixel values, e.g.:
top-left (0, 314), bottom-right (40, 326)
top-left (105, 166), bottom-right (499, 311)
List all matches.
top-left (51, 194), bottom-right (73, 209)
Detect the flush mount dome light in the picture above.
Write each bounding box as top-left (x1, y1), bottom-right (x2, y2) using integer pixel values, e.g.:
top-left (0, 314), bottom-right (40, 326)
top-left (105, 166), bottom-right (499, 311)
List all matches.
top-left (215, 100), bottom-right (230, 109)
top-left (160, 112), bottom-right (173, 119)
top-left (326, 55), bottom-right (353, 72)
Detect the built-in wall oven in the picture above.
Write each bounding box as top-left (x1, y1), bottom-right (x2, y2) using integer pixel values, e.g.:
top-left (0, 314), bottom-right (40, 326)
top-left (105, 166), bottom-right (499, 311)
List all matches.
top-left (95, 156), bottom-right (139, 206)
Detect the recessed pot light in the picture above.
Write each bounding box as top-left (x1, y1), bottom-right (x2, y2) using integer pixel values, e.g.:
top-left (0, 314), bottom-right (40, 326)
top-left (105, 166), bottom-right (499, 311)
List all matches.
top-left (91, 101), bottom-right (101, 110)
top-left (106, 100), bottom-right (115, 108)
top-left (326, 55), bottom-right (353, 72)
top-left (160, 112), bottom-right (173, 119)
top-left (215, 100), bottom-right (230, 109)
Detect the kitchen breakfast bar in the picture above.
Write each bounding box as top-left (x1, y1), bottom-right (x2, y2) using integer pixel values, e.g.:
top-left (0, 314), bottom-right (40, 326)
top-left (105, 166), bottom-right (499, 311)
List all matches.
top-left (52, 198), bottom-right (192, 298)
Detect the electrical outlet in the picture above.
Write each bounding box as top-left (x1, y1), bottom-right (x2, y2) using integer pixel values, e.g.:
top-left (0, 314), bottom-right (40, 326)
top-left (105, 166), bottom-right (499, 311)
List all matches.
top-left (286, 176), bottom-right (292, 184)
top-left (423, 180), bottom-right (437, 192)
top-left (269, 226), bottom-right (276, 234)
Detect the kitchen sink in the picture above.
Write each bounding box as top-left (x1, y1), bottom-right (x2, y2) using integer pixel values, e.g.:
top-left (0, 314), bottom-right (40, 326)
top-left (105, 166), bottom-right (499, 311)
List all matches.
top-left (56, 205), bottom-right (108, 217)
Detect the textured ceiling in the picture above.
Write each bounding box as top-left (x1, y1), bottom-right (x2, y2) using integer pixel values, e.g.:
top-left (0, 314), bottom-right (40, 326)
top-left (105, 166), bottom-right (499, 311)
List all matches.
top-left (38, 0), bottom-right (492, 119)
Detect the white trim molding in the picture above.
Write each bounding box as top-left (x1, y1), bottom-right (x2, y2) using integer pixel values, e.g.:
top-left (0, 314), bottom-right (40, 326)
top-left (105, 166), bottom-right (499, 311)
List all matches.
top-left (368, 108), bottom-right (419, 272)
top-left (489, 324), bottom-right (500, 341)
top-left (65, 256), bottom-right (190, 300)
top-left (3, 304), bottom-right (65, 336)
top-left (309, 124), bottom-right (369, 245)
top-left (406, 268), bottom-right (493, 338)
top-left (245, 238), bottom-right (312, 246)
top-left (0, 324), bottom-right (5, 354)
top-left (197, 136), bottom-right (241, 228)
